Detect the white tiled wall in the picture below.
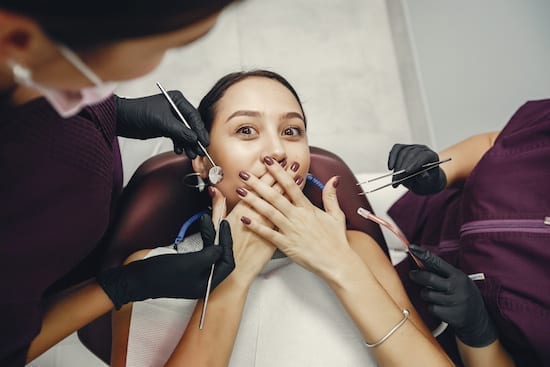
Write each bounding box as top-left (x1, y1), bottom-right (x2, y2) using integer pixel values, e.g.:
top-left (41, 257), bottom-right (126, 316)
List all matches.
top-left (29, 0), bottom-right (413, 365)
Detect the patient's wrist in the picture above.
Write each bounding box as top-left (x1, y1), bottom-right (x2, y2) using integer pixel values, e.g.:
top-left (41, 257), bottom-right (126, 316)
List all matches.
top-left (319, 248), bottom-right (365, 287)
top-left (226, 266), bottom-right (262, 290)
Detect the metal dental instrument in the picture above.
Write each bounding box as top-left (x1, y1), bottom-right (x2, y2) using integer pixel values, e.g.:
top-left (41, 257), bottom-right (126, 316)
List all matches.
top-left (358, 157), bottom-right (452, 194)
top-left (199, 199), bottom-right (225, 330)
top-left (156, 82), bottom-right (223, 184)
top-left (362, 158), bottom-right (452, 183)
top-left (356, 208), bottom-right (452, 337)
top-left (357, 207), bottom-right (424, 268)
top-left (199, 264), bottom-right (215, 330)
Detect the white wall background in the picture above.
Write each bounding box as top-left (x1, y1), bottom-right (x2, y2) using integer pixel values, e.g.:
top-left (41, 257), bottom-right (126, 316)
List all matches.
top-left (393, 0), bottom-right (550, 150)
top-left (115, 0), bottom-right (413, 185)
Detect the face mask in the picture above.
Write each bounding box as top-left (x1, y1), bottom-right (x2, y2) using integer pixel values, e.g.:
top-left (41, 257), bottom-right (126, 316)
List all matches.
top-left (9, 45), bottom-right (117, 118)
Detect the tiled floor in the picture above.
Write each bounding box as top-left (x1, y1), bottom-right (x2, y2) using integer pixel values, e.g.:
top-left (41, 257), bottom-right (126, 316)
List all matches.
top-left (28, 0), bottom-right (415, 365)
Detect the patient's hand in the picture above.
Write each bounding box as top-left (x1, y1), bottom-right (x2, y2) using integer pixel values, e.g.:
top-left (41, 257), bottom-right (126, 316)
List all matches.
top-left (236, 162), bottom-right (357, 279)
top-left (211, 168), bottom-right (294, 285)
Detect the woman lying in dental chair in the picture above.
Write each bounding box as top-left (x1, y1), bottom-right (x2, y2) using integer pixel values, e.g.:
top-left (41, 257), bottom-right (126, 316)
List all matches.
top-left (110, 70), bottom-right (454, 367)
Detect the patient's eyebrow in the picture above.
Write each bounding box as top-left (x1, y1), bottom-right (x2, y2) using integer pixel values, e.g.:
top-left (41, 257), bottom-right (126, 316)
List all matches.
top-left (226, 110), bottom-right (305, 123)
top-left (281, 112), bottom-right (304, 121)
top-left (226, 110), bottom-right (262, 122)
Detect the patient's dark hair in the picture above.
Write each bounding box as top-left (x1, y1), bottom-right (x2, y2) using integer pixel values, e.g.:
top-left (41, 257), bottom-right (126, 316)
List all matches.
top-left (2, 0), bottom-right (234, 49)
top-left (198, 70), bottom-right (306, 132)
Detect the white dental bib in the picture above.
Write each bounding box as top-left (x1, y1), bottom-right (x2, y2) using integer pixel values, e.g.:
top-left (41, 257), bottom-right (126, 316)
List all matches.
top-left (126, 233), bottom-right (378, 367)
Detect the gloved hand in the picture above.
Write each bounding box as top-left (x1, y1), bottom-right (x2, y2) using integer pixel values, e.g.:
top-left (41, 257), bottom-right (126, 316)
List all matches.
top-left (388, 144), bottom-right (447, 195)
top-left (97, 214), bottom-right (234, 310)
top-left (408, 244), bottom-right (498, 347)
top-left (115, 92), bottom-right (210, 158)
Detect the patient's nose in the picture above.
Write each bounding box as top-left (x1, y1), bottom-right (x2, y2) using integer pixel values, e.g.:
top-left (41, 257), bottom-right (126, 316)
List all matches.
top-left (264, 137), bottom-right (287, 165)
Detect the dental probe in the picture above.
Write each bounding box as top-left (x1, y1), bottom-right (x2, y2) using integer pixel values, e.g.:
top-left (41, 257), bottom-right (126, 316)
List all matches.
top-left (156, 82), bottom-right (223, 184)
top-left (199, 199), bottom-right (225, 329)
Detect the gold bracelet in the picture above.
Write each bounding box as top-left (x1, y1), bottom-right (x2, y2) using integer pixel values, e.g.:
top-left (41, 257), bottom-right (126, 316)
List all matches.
top-left (364, 309), bottom-right (410, 348)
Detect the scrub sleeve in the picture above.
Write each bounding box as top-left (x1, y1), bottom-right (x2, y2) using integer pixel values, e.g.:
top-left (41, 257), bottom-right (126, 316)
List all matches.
top-left (0, 96), bottom-right (123, 366)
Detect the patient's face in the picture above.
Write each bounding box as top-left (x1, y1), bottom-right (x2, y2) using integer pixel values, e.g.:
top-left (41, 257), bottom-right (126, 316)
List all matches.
top-left (204, 76), bottom-right (310, 208)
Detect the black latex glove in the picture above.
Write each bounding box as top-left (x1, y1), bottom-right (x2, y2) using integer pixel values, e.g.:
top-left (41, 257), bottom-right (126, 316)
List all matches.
top-left (115, 92), bottom-right (210, 158)
top-left (408, 244), bottom-right (498, 347)
top-left (387, 144), bottom-right (447, 195)
top-left (97, 214), bottom-right (234, 310)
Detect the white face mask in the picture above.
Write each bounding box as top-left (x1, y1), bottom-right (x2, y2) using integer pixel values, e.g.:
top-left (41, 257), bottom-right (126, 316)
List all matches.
top-left (9, 45), bottom-right (117, 118)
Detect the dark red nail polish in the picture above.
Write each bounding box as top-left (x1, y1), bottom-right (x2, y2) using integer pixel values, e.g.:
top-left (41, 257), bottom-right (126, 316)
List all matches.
top-left (295, 176), bottom-right (304, 185)
top-left (290, 162), bottom-right (300, 172)
top-left (239, 171), bottom-right (250, 180)
top-left (280, 159), bottom-right (287, 168)
top-left (208, 186), bottom-right (216, 198)
top-left (236, 187), bottom-right (248, 197)
top-left (264, 156), bottom-right (274, 165)
top-left (333, 176), bottom-right (340, 188)
top-left (241, 216), bottom-right (251, 225)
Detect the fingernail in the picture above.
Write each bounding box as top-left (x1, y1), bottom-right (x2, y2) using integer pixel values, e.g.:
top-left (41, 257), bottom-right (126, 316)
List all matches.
top-left (290, 162), bottom-right (300, 172)
top-left (333, 176), bottom-right (340, 188)
top-left (264, 156), bottom-right (274, 165)
top-left (239, 171), bottom-right (250, 181)
top-left (208, 186), bottom-right (216, 198)
top-left (280, 159), bottom-right (287, 168)
top-left (236, 187), bottom-right (248, 197)
top-left (295, 175), bottom-right (304, 185)
top-left (241, 216), bottom-right (251, 225)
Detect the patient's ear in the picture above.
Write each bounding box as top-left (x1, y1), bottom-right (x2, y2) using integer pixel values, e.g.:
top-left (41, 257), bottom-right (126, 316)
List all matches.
top-left (191, 156), bottom-right (209, 179)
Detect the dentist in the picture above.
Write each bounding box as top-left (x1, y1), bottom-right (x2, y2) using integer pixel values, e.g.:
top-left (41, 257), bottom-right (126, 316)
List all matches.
top-left (0, 1), bottom-right (237, 365)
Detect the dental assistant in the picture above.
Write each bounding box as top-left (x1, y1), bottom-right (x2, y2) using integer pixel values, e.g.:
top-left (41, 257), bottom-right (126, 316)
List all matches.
top-left (0, 1), bottom-right (236, 366)
top-left (385, 99), bottom-right (550, 366)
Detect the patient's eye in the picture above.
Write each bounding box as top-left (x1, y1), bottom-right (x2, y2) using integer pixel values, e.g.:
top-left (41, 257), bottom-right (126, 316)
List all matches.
top-left (236, 126), bottom-right (258, 138)
top-left (283, 127), bottom-right (304, 137)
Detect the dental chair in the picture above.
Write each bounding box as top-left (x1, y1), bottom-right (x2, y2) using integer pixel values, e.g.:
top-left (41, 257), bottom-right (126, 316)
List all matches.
top-left (77, 146), bottom-right (388, 364)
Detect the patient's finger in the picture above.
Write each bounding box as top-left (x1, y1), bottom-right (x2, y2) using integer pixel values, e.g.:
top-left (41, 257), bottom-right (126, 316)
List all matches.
top-left (257, 160), bottom-right (289, 194)
top-left (263, 156), bottom-right (309, 206)
top-left (236, 185), bottom-right (291, 231)
top-left (238, 173), bottom-right (293, 216)
top-left (322, 176), bottom-right (345, 224)
top-left (210, 186), bottom-right (227, 230)
top-left (241, 214), bottom-right (285, 248)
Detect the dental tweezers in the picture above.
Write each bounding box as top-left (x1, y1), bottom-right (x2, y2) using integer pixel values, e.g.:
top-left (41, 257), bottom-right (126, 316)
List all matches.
top-left (358, 157), bottom-right (452, 194)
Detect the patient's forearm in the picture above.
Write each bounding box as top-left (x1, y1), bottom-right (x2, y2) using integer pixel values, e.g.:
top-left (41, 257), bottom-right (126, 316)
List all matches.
top-left (327, 257), bottom-right (453, 367)
top-left (165, 275), bottom-right (250, 367)
top-left (439, 131), bottom-right (499, 187)
top-left (457, 338), bottom-right (515, 367)
top-left (26, 281), bottom-right (114, 362)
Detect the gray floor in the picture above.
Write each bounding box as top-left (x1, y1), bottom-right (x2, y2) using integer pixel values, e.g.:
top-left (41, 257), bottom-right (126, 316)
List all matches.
top-left (29, 1), bottom-right (414, 366)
